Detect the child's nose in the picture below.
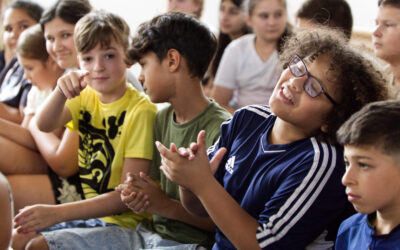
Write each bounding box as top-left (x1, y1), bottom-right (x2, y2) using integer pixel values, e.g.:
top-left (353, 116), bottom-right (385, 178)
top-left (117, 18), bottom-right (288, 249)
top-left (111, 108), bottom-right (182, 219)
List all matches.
top-left (288, 75), bottom-right (306, 92)
top-left (342, 166), bottom-right (355, 186)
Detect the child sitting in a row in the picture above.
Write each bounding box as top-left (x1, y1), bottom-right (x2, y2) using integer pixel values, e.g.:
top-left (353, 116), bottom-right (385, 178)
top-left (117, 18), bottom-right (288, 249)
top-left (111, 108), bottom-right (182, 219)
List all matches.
top-left (155, 27), bottom-right (387, 249)
top-left (335, 100), bottom-right (400, 249)
top-left (12, 10), bottom-right (157, 250)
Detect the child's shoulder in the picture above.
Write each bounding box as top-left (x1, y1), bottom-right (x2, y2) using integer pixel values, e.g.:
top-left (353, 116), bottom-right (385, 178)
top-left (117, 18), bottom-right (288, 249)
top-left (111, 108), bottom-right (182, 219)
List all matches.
top-left (126, 85), bottom-right (157, 111)
top-left (234, 104), bottom-right (274, 120)
top-left (338, 213), bottom-right (367, 235)
top-left (226, 33), bottom-right (256, 51)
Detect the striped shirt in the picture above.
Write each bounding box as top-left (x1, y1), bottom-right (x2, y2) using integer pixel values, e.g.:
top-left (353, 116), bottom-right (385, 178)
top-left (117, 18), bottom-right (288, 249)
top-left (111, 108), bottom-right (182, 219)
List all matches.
top-left (208, 105), bottom-right (347, 249)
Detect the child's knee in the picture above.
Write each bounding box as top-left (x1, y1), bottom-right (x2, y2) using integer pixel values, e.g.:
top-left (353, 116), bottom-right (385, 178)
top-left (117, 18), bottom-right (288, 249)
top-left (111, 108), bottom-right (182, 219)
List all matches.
top-left (11, 231), bottom-right (43, 250)
top-left (26, 235), bottom-right (49, 250)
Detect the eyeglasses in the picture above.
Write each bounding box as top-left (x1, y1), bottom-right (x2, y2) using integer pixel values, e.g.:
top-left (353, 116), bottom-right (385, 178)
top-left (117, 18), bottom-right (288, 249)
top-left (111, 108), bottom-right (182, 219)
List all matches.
top-left (289, 54), bottom-right (337, 105)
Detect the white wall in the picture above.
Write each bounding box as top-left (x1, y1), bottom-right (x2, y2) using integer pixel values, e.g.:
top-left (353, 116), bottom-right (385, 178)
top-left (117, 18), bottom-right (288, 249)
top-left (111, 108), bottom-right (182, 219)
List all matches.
top-left (36, 0), bottom-right (378, 34)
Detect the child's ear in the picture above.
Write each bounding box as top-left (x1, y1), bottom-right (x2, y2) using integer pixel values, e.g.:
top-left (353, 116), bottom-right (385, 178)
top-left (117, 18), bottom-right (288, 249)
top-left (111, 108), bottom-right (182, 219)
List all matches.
top-left (166, 49), bottom-right (181, 73)
top-left (245, 14), bottom-right (252, 28)
top-left (321, 124), bottom-right (328, 133)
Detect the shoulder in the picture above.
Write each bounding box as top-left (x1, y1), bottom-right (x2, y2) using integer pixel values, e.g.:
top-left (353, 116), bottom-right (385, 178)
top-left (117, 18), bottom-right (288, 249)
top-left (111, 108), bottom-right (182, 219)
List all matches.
top-left (205, 100), bottom-right (232, 122)
top-left (155, 103), bottom-right (173, 122)
top-left (234, 104), bottom-right (274, 121)
top-left (338, 213), bottom-right (366, 236)
top-left (126, 86), bottom-right (157, 112)
top-left (225, 34), bottom-right (255, 52)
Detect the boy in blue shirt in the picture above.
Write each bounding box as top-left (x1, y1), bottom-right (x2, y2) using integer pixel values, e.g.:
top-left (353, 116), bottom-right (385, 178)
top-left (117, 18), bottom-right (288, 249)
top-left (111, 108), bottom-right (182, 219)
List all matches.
top-left (335, 100), bottom-right (400, 250)
top-left (156, 28), bottom-right (388, 249)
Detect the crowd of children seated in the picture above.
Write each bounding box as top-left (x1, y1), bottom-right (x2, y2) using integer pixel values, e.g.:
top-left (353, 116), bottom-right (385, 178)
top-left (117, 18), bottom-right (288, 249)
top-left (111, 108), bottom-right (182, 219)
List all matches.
top-left (0, 0), bottom-right (399, 249)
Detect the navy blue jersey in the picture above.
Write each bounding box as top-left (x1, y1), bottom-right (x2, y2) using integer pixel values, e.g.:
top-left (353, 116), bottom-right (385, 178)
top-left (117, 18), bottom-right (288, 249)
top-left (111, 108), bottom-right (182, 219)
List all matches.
top-left (336, 213), bottom-right (400, 250)
top-left (208, 105), bottom-right (347, 249)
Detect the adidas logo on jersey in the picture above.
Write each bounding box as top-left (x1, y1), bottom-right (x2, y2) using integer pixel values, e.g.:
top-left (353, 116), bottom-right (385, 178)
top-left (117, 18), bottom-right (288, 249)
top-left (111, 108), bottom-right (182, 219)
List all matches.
top-left (225, 156), bottom-right (235, 174)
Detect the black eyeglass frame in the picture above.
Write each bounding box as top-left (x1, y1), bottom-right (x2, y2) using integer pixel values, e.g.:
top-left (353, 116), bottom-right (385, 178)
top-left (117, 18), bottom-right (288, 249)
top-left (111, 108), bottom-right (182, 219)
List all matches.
top-left (288, 54), bottom-right (337, 105)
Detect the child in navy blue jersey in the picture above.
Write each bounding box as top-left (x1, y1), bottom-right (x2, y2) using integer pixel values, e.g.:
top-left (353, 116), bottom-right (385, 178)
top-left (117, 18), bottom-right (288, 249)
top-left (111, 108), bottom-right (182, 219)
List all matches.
top-left (335, 100), bottom-right (400, 250)
top-left (156, 28), bottom-right (388, 249)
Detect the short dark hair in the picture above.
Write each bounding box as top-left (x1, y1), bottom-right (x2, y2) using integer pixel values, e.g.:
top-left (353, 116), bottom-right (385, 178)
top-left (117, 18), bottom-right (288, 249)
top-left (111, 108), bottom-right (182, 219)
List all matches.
top-left (40, 0), bottom-right (92, 30)
top-left (130, 12), bottom-right (217, 79)
top-left (378, 0), bottom-right (400, 8)
top-left (74, 10), bottom-right (132, 65)
top-left (296, 0), bottom-right (353, 40)
top-left (279, 28), bottom-right (388, 145)
top-left (4, 0), bottom-right (43, 23)
top-left (337, 100), bottom-right (400, 159)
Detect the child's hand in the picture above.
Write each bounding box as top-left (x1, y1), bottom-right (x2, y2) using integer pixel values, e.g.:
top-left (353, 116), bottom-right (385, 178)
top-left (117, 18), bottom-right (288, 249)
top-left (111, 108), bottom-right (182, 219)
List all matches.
top-left (130, 172), bottom-right (171, 215)
top-left (57, 70), bottom-right (89, 99)
top-left (157, 130), bottom-right (227, 193)
top-left (13, 205), bottom-right (60, 234)
top-left (116, 173), bottom-right (149, 214)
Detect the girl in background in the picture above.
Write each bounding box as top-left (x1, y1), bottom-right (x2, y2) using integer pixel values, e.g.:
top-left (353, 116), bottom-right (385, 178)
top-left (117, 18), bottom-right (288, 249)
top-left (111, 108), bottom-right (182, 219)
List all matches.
top-left (0, 0), bottom-right (43, 123)
top-left (203, 0), bottom-right (250, 96)
top-left (5, 0), bottom-right (93, 214)
top-left (211, 0), bottom-right (292, 114)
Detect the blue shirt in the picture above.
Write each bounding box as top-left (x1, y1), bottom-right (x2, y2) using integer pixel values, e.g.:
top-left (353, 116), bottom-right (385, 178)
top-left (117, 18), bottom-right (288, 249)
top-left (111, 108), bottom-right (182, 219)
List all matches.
top-left (208, 105), bottom-right (347, 249)
top-left (336, 213), bottom-right (400, 250)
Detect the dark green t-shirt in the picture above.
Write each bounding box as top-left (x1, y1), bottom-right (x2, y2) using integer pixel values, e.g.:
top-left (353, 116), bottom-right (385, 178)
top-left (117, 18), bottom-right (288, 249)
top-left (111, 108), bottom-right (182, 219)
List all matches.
top-left (149, 100), bottom-right (231, 248)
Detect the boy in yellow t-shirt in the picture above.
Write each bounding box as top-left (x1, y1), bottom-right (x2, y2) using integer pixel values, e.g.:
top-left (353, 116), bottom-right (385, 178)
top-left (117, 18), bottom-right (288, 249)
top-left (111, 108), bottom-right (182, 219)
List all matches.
top-left (12, 10), bottom-right (156, 250)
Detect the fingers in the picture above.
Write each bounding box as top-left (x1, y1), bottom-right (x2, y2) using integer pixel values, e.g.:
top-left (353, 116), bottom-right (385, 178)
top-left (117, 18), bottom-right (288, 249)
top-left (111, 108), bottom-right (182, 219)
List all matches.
top-left (196, 130), bottom-right (207, 150)
top-left (210, 147), bottom-right (227, 174)
top-left (57, 70), bottom-right (89, 99)
top-left (123, 191), bottom-right (149, 214)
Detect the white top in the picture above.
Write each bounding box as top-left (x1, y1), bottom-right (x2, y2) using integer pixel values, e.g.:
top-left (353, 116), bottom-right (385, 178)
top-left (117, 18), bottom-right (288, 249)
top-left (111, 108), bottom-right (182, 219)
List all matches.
top-left (24, 86), bottom-right (52, 116)
top-left (214, 34), bottom-right (280, 108)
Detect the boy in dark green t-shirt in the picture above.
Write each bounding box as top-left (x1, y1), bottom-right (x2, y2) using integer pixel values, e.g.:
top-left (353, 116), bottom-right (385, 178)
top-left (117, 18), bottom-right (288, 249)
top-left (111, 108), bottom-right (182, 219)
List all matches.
top-left (115, 12), bottom-right (231, 249)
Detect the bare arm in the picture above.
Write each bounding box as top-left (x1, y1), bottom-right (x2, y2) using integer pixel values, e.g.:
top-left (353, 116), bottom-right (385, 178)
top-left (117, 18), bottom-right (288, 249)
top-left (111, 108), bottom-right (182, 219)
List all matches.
top-left (0, 174), bottom-right (12, 250)
top-left (0, 102), bottom-right (23, 124)
top-left (35, 88), bottom-right (71, 132)
top-left (36, 71), bottom-right (89, 132)
top-left (211, 85), bottom-right (236, 115)
top-left (14, 158), bottom-right (150, 233)
top-left (0, 115), bottom-right (36, 150)
top-left (28, 117), bottom-right (79, 178)
top-left (179, 186), bottom-right (209, 217)
top-left (118, 172), bottom-right (215, 231)
top-left (158, 131), bottom-right (261, 250)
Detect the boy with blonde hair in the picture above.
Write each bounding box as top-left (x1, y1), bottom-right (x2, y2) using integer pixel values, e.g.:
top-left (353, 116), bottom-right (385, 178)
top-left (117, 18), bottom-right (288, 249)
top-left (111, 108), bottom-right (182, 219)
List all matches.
top-left (12, 10), bottom-right (156, 250)
top-left (335, 100), bottom-right (400, 249)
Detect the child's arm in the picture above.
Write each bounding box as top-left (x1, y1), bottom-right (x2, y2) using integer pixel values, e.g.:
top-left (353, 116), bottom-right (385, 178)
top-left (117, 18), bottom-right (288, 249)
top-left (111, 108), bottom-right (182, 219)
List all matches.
top-left (117, 172), bottom-right (215, 231)
top-left (28, 117), bottom-right (79, 178)
top-left (14, 157), bottom-right (150, 233)
top-left (0, 174), bottom-right (12, 250)
top-left (0, 102), bottom-right (23, 124)
top-left (0, 115), bottom-right (36, 150)
top-left (158, 131), bottom-right (260, 250)
top-left (36, 71), bottom-right (89, 132)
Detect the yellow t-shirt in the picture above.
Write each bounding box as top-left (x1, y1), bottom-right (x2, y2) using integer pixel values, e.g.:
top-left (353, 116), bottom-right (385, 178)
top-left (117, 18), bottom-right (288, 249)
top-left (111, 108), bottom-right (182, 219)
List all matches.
top-left (66, 84), bottom-right (157, 228)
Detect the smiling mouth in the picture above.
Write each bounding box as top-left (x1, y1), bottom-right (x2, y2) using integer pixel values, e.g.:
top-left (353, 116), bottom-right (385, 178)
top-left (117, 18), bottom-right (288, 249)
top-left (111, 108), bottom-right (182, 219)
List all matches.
top-left (280, 86), bottom-right (294, 104)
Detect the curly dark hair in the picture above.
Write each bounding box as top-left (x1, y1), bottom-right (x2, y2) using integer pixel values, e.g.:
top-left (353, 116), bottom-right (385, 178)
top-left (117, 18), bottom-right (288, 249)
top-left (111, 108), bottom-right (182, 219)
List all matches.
top-left (279, 28), bottom-right (388, 146)
top-left (130, 12), bottom-right (217, 79)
